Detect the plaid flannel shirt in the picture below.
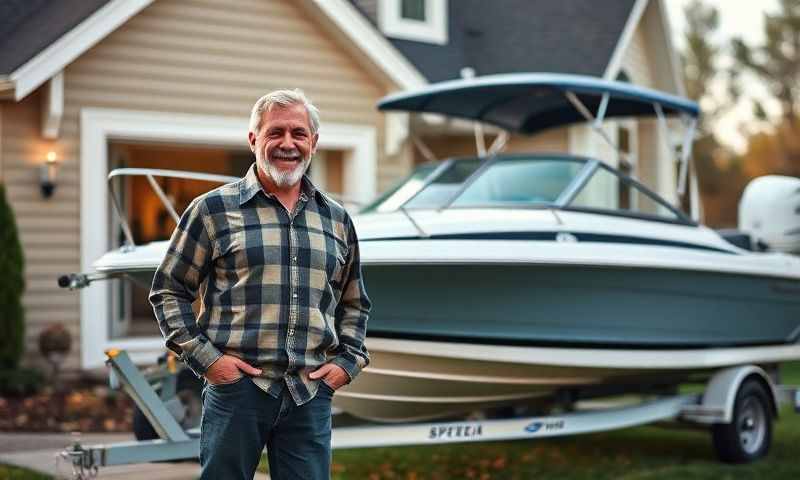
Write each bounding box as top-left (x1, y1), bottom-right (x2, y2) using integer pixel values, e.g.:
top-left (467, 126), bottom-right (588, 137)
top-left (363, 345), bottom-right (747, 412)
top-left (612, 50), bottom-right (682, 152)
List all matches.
top-left (149, 164), bottom-right (370, 405)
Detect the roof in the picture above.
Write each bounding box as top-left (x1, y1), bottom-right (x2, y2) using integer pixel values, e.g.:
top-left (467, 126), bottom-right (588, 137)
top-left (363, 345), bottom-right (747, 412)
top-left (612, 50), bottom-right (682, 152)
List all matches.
top-left (351, 0), bottom-right (638, 82)
top-left (0, 0), bottom-right (664, 104)
top-left (0, 0), bottom-right (110, 75)
top-left (377, 73), bottom-right (699, 135)
top-left (0, 0), bottom-right (424, 101)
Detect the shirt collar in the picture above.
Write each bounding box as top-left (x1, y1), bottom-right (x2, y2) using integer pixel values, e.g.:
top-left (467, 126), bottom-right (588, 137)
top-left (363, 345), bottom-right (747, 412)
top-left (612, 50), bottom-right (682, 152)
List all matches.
top-left (238, 163), bottom-right (327, 207)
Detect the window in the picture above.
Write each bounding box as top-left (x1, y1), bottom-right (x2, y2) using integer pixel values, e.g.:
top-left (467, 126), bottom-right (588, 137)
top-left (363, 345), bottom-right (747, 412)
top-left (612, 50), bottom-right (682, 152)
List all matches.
top-left (401, 0), bottom-right (426, 21)
top-left (379, 0), bottom-right (448, 45)
top-left (617, 126), bottom-right (632, 210)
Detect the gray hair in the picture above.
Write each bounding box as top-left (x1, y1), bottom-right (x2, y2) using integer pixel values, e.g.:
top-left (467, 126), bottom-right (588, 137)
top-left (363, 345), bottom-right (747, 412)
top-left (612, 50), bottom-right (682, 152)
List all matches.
top-left (248, 89), bottom-right (320, 136)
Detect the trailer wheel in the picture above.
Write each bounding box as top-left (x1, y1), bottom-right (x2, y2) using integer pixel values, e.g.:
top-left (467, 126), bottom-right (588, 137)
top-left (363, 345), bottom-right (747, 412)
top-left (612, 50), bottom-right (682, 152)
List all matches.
top-left (711, 378), bottom-right (773, 463)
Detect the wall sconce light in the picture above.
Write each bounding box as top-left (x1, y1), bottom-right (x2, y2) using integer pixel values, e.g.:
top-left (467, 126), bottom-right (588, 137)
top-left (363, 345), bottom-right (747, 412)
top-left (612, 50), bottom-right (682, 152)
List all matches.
top-left (40, 151), bottom-right (58, 198)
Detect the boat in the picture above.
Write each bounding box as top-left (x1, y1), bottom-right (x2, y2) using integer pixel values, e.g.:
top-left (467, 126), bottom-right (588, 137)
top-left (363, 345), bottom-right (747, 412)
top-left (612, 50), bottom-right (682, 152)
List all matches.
top-left (330, 73), bottom-right (800, 422)
top-left (65, 73), bottom-right (800, 424)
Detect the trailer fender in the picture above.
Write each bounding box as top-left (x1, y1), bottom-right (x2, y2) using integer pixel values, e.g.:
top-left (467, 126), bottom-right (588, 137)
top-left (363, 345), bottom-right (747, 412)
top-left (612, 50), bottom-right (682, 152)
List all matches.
top-left (685, 366), bottom-right (778, 424)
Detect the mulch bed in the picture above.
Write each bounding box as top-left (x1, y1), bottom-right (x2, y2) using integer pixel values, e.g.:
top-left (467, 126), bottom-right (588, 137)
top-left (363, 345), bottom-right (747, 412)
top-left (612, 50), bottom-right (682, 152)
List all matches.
top-left (0, 385), bottom-right (135, 433)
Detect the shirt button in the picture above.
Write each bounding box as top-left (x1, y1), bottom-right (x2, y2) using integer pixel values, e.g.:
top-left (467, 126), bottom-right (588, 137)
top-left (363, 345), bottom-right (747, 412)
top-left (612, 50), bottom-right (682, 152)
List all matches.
top-left (288, 329), bottom-right (295, 336)
top-left (292, 256), bottom-right (297, 263)
top-left (292, 293), bottom-right (298, 299)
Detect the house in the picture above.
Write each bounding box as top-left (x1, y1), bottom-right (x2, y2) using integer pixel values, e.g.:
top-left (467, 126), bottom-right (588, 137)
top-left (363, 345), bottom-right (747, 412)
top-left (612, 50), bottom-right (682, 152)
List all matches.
top-left (0, 0), bottom-right (689, 372)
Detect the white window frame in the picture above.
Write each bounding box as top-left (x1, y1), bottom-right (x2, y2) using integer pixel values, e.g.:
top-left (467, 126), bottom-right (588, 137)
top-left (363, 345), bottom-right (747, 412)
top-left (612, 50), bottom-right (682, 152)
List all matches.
top-left (79, 108), bottom-right (376, 368)
top-left (379, 0), bottom-right (448, 45)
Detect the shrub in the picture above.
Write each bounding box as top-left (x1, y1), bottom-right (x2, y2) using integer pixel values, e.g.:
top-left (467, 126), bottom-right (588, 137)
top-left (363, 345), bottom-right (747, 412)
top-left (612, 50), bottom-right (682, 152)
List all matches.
top-left (0, 367), bottom-right (44, 396)
top-left (0, 183), bottom-right (25, 370)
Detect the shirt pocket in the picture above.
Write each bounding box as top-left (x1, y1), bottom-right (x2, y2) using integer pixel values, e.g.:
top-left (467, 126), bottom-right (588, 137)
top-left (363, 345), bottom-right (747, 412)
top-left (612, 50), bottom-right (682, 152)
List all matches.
top-left (308, 231), bottom-right (348, 287)
top-left (332, 248), bottom-right (347, 285)
top-left (215, 228), bottom-right (249, 271)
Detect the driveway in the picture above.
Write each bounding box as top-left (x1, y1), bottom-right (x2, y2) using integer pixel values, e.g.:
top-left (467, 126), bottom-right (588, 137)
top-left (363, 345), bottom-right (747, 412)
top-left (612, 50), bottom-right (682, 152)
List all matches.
top-left (0, 432), bottom-right (270, 479)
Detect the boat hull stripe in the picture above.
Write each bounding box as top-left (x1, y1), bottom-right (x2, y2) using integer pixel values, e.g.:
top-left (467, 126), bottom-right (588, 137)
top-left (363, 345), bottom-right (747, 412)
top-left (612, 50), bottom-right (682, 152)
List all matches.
top-left (362, 231), bottom-right (736, 254)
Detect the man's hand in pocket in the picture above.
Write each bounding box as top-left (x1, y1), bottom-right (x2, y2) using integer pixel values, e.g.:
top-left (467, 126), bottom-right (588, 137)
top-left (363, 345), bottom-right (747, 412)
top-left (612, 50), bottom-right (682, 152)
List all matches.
top-left (308, 363), bottom-right (348, 390)
top-left (205, 354), bottom-right (262, 385)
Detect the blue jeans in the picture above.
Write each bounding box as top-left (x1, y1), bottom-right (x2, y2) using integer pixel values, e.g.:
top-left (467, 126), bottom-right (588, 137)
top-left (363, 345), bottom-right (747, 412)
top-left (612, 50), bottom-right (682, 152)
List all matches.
top-left (199, 376), bottom-right (333, 480)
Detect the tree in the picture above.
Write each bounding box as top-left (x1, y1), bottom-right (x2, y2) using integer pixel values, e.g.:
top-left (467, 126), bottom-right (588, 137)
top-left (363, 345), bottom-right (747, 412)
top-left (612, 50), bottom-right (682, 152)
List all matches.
top-left (0, 184), bottom-right (25, 370)
top-left (732, 0), bottom-right (800, 176)
top-left (740, 117), bottom-right (800, 179)
top-left (682, 0), bottom-right (722, 132)
top-left (681, 0), bottom-right (746, 227)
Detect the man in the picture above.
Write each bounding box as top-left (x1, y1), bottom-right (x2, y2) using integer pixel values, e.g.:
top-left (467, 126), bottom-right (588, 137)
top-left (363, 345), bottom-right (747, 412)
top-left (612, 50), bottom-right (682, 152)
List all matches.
top-left (149, 89), bottom-right (370, 480)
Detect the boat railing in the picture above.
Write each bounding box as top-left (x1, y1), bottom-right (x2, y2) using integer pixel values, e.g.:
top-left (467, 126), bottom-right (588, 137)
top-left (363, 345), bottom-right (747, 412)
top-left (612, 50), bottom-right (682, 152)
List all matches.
top-left (108, 168), bottom-right (241, 248)
top-left (108, 168), bottom-right (364, 249)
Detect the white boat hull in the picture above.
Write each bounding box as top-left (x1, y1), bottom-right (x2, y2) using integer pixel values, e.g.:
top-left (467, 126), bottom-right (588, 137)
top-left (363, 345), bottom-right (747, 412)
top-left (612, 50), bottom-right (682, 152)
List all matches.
top-left (333, 338), bottom-right (800, 422)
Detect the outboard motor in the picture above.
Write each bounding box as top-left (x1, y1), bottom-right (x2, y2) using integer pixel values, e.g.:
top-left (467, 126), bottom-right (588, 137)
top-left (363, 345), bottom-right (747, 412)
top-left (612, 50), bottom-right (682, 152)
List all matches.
top-left (739, 175), bottom-right (800, 254)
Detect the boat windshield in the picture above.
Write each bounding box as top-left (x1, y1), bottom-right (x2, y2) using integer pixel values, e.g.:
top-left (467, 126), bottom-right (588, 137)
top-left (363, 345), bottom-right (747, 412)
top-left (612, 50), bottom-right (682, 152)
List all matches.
top-left (449, 156), bottom-right (687, 222)
top-left (361, 155), bottom-right (689, 223)
top-left (452, 157), bottom-right (586, 207)
top-left (360, 159), bottom-right (482, 213)
top-left (404, 159), bottom-right (482, 209)
top-left (567, 164), bottom-right (684, 222)
top-left (359, 164), bottom-right (439, 213)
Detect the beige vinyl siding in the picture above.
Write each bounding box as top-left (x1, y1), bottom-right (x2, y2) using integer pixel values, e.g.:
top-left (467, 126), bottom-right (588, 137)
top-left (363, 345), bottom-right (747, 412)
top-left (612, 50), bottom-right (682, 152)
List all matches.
top-left (6, 0), bottom-right (397, 370)
top-left (505, 129), bottom-right (569, 154)
top-left (640, 2), bottom-right (680, 94)
top-left (2, 93), bottom-right (83, 372)
top-left (619, 5), bottom-right (679, 201)
top-left (620, 3), bottom-right (679, 94)
top-left (620, 25), bottom-right (654, 88)
top-left (414, 128), bottom-right (569, 164)
top-left (67, 0), bottom-right (384, 122)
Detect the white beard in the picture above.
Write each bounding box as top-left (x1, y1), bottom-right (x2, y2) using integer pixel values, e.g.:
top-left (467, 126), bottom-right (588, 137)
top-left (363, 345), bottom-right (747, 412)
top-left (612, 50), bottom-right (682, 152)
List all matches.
top-left (258, 149), bottom-right (311, 188)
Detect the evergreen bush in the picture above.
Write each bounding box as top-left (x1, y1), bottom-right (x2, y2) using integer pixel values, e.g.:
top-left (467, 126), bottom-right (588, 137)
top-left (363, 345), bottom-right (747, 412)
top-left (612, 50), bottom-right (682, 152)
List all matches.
top-left (0, 367), bottom-right (43, 396)
top-left (0, 183), bottom-right (25, 370)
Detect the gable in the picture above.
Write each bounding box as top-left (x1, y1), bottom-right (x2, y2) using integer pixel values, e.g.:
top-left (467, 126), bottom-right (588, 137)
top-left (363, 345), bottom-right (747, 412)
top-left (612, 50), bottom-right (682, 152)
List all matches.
top-left (352, 0), bottom-right (637, 81)
top-left (64, 0), bottom-right (385, 126)
top-left (1, 0), bottom-right (424, 101)
top-left (608, 0), bottom-right (683, 94)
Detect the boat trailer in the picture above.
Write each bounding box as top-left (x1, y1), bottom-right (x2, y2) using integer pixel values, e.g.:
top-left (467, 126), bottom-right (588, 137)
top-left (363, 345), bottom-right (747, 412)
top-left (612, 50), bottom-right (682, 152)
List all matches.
top-left (58, 349), bottom-right (800, 478)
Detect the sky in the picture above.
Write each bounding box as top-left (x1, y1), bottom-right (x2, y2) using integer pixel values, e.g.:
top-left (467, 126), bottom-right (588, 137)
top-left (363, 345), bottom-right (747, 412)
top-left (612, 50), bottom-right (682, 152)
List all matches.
top-left (663, 0), bottom-right (781, 152)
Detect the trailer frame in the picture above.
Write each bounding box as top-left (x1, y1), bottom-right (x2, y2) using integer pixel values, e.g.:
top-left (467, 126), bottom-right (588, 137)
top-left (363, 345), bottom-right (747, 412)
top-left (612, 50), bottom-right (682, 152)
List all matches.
top-left (59, 350), bottom-right (800, 478)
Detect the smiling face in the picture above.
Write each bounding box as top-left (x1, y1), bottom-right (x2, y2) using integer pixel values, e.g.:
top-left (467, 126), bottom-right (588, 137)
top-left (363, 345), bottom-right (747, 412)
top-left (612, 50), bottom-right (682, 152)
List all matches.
top-left (248, 103), bottom-right (318, 189)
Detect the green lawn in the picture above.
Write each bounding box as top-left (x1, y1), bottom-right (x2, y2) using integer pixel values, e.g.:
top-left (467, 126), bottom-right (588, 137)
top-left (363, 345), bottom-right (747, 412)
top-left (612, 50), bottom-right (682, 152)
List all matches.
top-left (0, 465), bottom-right (50, 480)
top-left (261, 362), bottom-right (800, 479)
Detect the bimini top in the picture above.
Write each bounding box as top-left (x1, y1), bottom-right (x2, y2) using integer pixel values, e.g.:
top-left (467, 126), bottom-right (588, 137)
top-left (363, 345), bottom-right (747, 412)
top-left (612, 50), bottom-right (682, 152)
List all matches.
top-left (377, 73), bottom-right (700, 135)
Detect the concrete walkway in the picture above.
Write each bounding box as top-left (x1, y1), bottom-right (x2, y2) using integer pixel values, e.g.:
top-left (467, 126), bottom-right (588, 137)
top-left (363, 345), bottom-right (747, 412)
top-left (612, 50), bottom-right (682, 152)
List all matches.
top-left (0, 432), bottom-right (270, 479)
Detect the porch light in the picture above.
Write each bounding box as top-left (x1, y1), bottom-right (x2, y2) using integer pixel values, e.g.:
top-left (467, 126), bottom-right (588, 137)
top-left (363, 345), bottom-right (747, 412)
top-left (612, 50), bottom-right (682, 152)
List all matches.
top-left (40, 151), bottom-right (58, 198)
